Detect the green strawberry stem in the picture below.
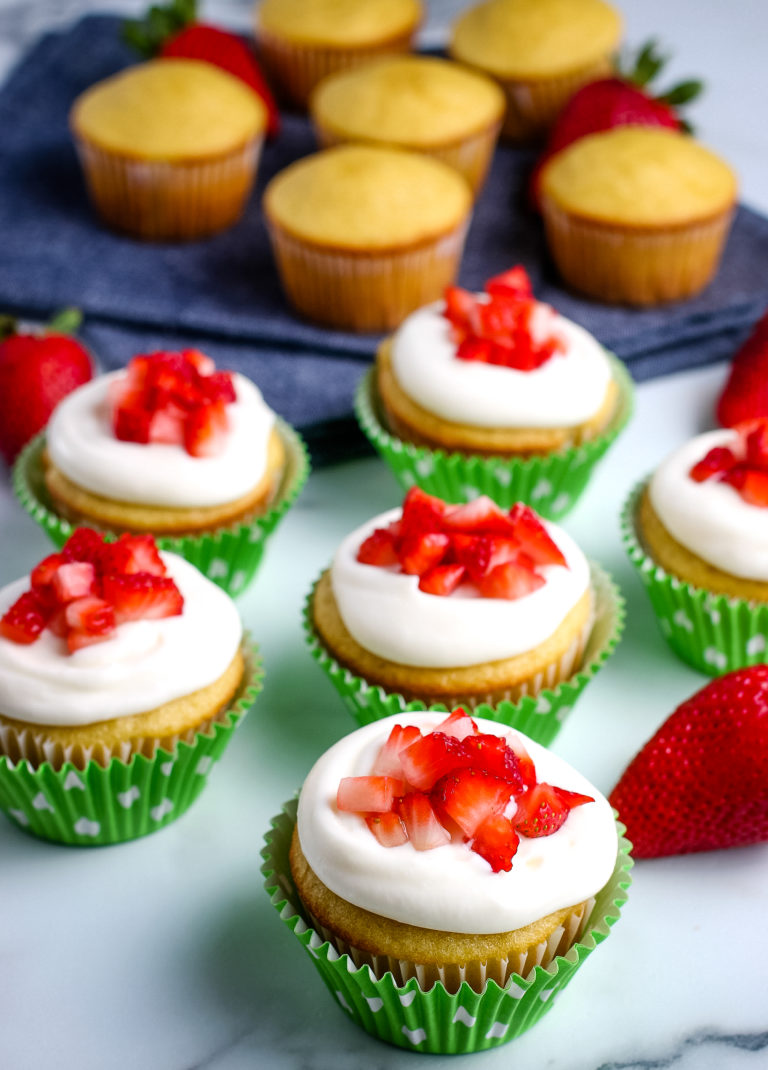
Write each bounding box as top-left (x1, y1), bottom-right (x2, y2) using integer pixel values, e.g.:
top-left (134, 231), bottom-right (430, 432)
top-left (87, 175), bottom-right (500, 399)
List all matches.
top-left (46, 308), bottom-right (83, 336)
top-left (122, 0), bottom-right (197, 57)
top-left (621, 38), bottom-right (703, 109)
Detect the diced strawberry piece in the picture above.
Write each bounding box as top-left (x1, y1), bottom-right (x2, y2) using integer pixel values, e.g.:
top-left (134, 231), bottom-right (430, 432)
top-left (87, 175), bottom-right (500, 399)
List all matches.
top-left (114, 400), bottom-right (152, 443)
top-left (52, 561), bottom-right (95, 604)
top-left (366, 811), bottom-right (408, 847)
top-left (432, 769), bottom-right (516, 838)
top-left (202, 371), bottom-right (237, 404)
top-left (101, 534), bottom-right (166, 577)
top-left (47, 608), bottom-right (68, 638)
top-left (508, 504), bottom-right (567, 566)
top-left (397, 793), bottom-right (451, 850)
top-left (471, 813), bottom-right (520, 872)
top-left (124, 354), bottom-right (153, 391)
top-left (456, 337), bottom-right (494, 362)
top-left (68, 628), bottom-right (114, 653)
top-left (506, 736), bottom-right (537, 791)
top-left (418, 562), bottom-right (465, 596)
top-left (183, 349), bottom-right (216, 376)
top-left (64, 595), bottom-right (115, 635)
top-left (485, 266), bottom-right (533, 300)
top-left (689, 446), bottom-right (738, 483)
top-left (398, 532), bottom-right (450, 576)
top-left (399, 732), bottom-right (467, 791)
top-left (371, 724), bottom-right (423, 778)
top-left (443, 285), bottom-right (479, 335)
top-left (435, 709), bottom-right (478, 741)
top-left (101, 573), bottom-right (183, 623)
top-left (184, 400), bottom-right (229, 458)
top-left (30, 553), bottom-right (66, 603)
top-left (723, 466), bottom-right (768, 506)
top-left (458, 734), bottom-right (531, 794)
top-left (478, 561), bottom-right (545, 600)
top-left (336, 776), bottom-right (405, 813)
top-left (357, 528), bottom-right (399, 567)
top-left (61, 528), bottom-right (105, 566)
top-left (0, 591), bottom-right (51, 644)
top-left (514, 783), bottom-right (593, 838)
top-left (744, 422), bottom-right (768, 470)
top-left (451, 534), bottom-right (522, 582)
top-left (149, 408), bottom-right (185, 445)
top-left (399, 487), bottom-right (449, 535)
top-left (443, 496), bottom-right (517, 537)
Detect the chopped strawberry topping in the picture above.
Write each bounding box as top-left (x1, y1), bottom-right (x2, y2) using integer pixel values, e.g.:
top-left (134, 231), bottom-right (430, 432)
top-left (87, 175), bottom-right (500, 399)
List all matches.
top-left (443, 267), bottom-right (565, 372)
top-left (355, 490), bottom-right (567, 601)
top-left (688, 421), bottom-right (768, 507)
top-left (336, 710), bottom-right (593, 872)
top-left (111, 350), bottom-right (236, 458)
top-left (0, 529), bottom-right (184, 655)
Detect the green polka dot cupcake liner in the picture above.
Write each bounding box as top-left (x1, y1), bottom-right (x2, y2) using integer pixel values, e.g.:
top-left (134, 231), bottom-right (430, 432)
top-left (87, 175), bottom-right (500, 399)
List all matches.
top-left (13, 420), bottom-right (310, 599)
top-left (622, 480), bottom-right (768, 675)
top-left (354, 354), bottom-right (633, 520)
top-left (262, 799), bottom-right (632, 1055)
top-left (303, 561), bottom-right (624, 746)
top-left (0, 641), bottom-right (262, 846)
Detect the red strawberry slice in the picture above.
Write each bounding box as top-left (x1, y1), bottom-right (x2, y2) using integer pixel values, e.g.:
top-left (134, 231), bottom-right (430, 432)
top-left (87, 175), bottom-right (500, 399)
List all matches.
top-left (451, 533), bottom-right (521, 582)
top-left (398, 532), bottom-right (450, 576)
top-left (418, 562), bottom-right (465, 596)
top-left (432, 769), bottom-right (516, 838)
top-left (515, 783), bottom-right (593, 838)
top-left (435, 709), bottom-right (478, 741)
top-left (459, 734), bottom-right (531, 794)
top-left (443, 285), bottom-right (480, 337)
top-left (61, 527), bottom-right (106, 566)
top-left (371, 723), bottom-right (423, 778)
top-left (456, 337), bottom-right (495, 363)
top-left (101, 573), bottom-right (184, 623)
top-left (0, 591), bottom-right (51, 644)
top-left (397, 792), bottom-right (452, 850)
top-left (100, 534), bottom-right (166, 577)
top-left (722, 466), bottom-right (768, 506)
top-left (114, 401), bottom-right (152, 444)
top-left (184, 399), bottom-right (229, 458)
top-left (717, 312), bottom-right (768, 427)
top-left (485, 267), bottom-right (533, 300)
top-left (30, 553), bottom-right (66, 604)
top-left (399, 732), bottom-right (467, 791)
top-left (443, 496), bottom-right (517, 537)
top-left (471, 813), bottom-right (519, 872)
top-left (64, 595), bottom-right (115, 633)
top-left (366, 811), bottom-right (408, 847)
top-left (357, 528), bottom-right (398, 567)
top-left (52, 562), bottom-right (96, 604)
top-left (400, 487), bottom-right (449, 535)
top-left (744, 421), bottom-right (768, 469)
top-left (336, 776), bottom-right (405, 813)
top-left (610, 667), bottom-right (768, 857)
top-left (478, 561), bottom-right (545, 600)
top-left (509, 504), bottom-right (567, 566)
top-left (689, 446), bottom-right (738, 482)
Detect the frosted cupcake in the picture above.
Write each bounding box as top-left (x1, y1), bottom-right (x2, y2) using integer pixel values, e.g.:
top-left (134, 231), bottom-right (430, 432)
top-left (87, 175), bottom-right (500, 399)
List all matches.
top-left (306, 487), bottom-right (623, 741)
top-left (449, 0), bottom-right (622, 141)
top-left (356, 266), bottom-right (632, 518)
top-left (622, 421), bottom-right (768, 674)
top-left (14, 349), bottom-right (308, 596)
top-left (310, 55), bottom-right (505, 194)
top-left (0, 529), bottom-right (261, 844)
top-left (255, 0), bottom-right (422, 108)
top-left (71, 59), bottom-right (267, 240)
top-left (264, 710), bottom-right (631, 1053)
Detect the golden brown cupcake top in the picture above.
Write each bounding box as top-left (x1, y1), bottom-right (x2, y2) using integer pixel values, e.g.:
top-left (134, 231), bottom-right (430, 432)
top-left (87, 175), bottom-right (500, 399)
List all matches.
top-left (257, 0), bottom-right (421, 47)
top-left (540, 127), bottom-right (737, 226)
top-left (71, 59), bottom-right (267, 160)
top-left (263, 144), bottom-right (472, 250)
top-left (450, 0), bottom-right (621, 79)
top-left (311, 56), bottom-right (504, 147)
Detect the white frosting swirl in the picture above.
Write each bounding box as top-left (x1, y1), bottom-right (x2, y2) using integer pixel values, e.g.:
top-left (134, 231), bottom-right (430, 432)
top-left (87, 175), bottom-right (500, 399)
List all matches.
top-left (47, 371), bottom-right (275, 508)
top-left (331, 509), bottom-right (590, 667)
top-left (297, 711), bottom-right (618, 933)
top-left (0, 553), bottom-right (242, 725)
top-left (649, 428), bottom-right (768, 581)
top-left (390, 300), bottom-right (613, 428)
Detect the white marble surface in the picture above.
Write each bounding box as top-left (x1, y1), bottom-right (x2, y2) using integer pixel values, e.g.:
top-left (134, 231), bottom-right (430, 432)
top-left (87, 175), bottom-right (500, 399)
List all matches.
top-left (1, 2), bottom-right (768, 1069)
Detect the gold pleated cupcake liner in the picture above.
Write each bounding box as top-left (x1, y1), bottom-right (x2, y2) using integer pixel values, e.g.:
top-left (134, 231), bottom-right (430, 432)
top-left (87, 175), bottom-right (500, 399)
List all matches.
top-left (312, 118), bottom-right (502, 195)
top-left (257, 26), bottom-right (418, 109)
top-left (265, 217), bottom-right (471, 331)
top-left (541, 199), bottom-right (735, 305)
top-left (73, 134), bottom-right (264, 240)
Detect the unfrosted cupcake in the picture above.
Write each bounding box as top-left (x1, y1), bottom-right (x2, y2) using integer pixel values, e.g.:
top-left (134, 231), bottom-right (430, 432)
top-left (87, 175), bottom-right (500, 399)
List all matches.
top-left (357, 266), bottom-right (632, 517)
top-left (310, 55), bottom-right (504, 194)
top-left (71, 59), bottom-right (267, 240)
top-left (306, 487), bottom-right (623, 740)
top-left (264, 710), bottom-right (631, 1053)
top-left (622, 421), bottom-right (768, 674)
top-left (14, 349), bottom-right (308, 597)
top-left (0, 529), bottom-right (261, 845)
top-left (255, 0), bottom-right (422, 108)
top-left (263, 144), bottom-right (472, 331)
top-left (539, 127), bottom-right (737, 305)
top-left (449, 0), bottom-right (622, 141)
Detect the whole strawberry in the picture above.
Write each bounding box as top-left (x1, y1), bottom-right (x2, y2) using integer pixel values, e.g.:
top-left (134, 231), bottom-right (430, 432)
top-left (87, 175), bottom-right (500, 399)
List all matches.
top-left (531, 41), bottom-right (702, 208)
top-left (0, 310), bottom-right (92, 466)
top-left (609, 667), bottom-right (768, 858)
top-left (123, 0), bottom-right (279, 137)
top-left (716, 311), bottom-right (768, 427)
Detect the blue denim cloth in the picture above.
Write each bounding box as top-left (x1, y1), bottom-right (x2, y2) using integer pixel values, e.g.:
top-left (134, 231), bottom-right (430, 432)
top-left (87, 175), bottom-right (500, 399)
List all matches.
top-left (2, 15), bottom-right (767, 463)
